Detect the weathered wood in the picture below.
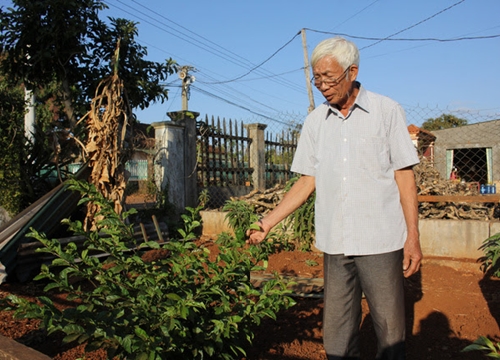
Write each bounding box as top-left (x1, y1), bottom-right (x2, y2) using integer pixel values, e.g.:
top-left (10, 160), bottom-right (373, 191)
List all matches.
top-left (418, 195), bottom-right (500, 203)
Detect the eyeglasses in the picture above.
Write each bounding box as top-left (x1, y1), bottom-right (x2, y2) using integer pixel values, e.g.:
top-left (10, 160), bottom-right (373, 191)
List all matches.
top-left (312, 66), bottom-right (350, 88)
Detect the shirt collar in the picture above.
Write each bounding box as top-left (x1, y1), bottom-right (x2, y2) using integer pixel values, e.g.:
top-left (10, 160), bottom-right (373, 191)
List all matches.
top-left (353, 83), bottom-right (369, 113)
top-left (325, 82), bottom-right (369, 119)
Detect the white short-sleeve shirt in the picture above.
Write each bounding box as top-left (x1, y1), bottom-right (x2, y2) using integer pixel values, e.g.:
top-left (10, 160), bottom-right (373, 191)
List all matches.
top-left (291, 84), bottom-right (420, 256)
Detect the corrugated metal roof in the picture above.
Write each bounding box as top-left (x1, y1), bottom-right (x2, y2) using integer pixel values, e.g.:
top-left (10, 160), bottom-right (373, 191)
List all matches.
top-left (0, 165), bottom-right (90, 283)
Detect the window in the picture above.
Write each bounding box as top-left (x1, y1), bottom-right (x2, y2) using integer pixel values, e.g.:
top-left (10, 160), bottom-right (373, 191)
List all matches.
top-left (447, 148), bottom-right (491, 184)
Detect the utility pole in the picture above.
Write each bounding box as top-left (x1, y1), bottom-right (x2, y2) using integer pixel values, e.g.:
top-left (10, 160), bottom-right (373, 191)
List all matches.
top-left (301, 29), bottom-right (315, 113)
top-left (179, 65), bottom-right (195, 111)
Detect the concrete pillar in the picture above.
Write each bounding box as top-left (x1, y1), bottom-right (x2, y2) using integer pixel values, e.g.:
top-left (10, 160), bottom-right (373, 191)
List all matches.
top-left (152, 111), bottom-right (199, 212)
top-left (247, 123), bottom-right (267, 191)
top-left (152, 120), bottom-right (185, 212)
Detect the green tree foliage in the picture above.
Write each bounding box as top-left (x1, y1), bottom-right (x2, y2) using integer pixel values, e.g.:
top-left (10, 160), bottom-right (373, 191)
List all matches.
top-left (0, 0), bottom-right (177, 213)
top-left (0, 75), bottom-right (26, 213)
top-left (0, 70), bottom-right (86, 213)
top-left (421, 113), bottom-right (468, 131)
top-left (0, 0), bottom-right (176, 129)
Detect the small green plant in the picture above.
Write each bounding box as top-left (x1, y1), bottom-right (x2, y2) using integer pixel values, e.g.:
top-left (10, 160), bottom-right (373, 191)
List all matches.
top-left (305, 259), bottom-right (319, 267)
top-left (223, 186), bottom-right (314, 252)
top-left (198, 189), bottom-right (209, 208)
top-left (463, 336), bottom-right (500, 358)
top-left (222, 200), bottom-right (259, 234)
top-left (177, 190), bottom-right (209, 241)
top-left (215, 231), bottom-right (234, 247)
top-left (0, 179), bottom-right (295, 360)
top-left (222, 200), bottom-right (261, 246)
top-left (267, 223), bottom-right (295, 252)
top-left (177, 205), bottom-right (202, 241)
top-left (478, 232), bottom-right (500, 278)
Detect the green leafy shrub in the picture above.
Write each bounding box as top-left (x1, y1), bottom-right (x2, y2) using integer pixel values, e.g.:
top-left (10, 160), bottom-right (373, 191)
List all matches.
top-left (463, 336), bottom-right (500, 358)
top-left (478, 232), bottom-right (500, 278)
top-left (0, 179), bottom-right (295, 360)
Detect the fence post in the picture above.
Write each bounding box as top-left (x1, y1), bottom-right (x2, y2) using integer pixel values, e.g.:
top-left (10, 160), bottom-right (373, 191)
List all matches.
top-left (152, 111), bottom-right (199, 212)
top-left (247, 123), bottom-right (267, 191)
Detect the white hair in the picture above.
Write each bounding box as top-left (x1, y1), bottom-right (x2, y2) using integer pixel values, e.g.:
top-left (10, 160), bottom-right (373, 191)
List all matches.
top-left (311, 37), bottom-right (360, 71)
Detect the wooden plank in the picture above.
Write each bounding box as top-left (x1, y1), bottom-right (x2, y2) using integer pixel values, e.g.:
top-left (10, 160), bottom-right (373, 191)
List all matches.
top-left (418, 195), bottom-right (500, 203)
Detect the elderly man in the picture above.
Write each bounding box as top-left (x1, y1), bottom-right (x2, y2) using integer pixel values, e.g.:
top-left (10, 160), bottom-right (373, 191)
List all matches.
top-left (247, 37), bottom-right (422, 360)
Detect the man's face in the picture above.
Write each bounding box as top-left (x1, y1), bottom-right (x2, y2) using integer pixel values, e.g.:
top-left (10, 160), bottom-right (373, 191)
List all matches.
top-left (312, 56), bottom-right (357, 106)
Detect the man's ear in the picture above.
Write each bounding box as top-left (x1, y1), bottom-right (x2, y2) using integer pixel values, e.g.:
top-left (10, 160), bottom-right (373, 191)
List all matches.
top-left (349, 64), bottom-right (359, 81)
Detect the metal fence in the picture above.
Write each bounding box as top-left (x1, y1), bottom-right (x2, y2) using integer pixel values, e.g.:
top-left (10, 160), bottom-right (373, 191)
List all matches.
top-left (404, 106), bottom-right (500, 189)
top-left (195, 115), bottom-right (300, 207)
top-left (265, 130), bottom-right (298, 188)
top-left (196, 115), bottom-right (252, 188)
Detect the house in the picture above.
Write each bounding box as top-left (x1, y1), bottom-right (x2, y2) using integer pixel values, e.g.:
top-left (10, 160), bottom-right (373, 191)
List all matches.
top-left (408, 124), bottom-right (436, 161)
top-left (430, 119), bottom-right (500, 184)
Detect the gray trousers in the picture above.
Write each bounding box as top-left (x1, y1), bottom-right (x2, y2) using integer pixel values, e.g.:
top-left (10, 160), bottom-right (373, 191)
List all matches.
top-left (323, 250), bottom-right (405, 360)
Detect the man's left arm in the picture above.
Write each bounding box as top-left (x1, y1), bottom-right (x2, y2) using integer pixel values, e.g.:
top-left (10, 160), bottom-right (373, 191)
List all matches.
top-left (395, 166), bottom-right (423, 277)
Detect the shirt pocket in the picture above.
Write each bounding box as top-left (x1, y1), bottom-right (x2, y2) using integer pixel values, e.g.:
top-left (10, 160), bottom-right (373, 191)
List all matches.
top-left (355, 137), bottom-right (390, 172)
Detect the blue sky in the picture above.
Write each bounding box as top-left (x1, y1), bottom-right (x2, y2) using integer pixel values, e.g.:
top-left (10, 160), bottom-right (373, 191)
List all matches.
top-left (3, 0), bottom-right (500, 125)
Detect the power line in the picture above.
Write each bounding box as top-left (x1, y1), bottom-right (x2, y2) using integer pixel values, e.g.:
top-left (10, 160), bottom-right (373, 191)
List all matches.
top-left (328, 0), bottom-right (381, 32)
top-left (360, 0), bottom-right (467, 49)
top-left (200, 31), bottom-right (301, 84)
top-left (104, 2), bottom-right (288, 115)
top-left (192, 85), bottom-right (291, 126)
top-left (103, 0), bottom-right (499, 118)
top-left (195, 75), bottom-right (290, 115)
top-left (107, 0), bottom-right (303, 91)
top-left (104, 0), bottom-right (305, 113)
top-left (227, 67), bottom-right (305, 82)
top-left (305, 29), bottom-right (500, 44)
top-left (305, 0), bottom-right (500, 47)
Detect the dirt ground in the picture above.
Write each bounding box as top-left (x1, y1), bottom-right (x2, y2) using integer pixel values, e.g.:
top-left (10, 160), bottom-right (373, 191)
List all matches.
top-left (0, 241), bottom-right (498, 360)
top-left (245, 250), bottom-right (500, 360)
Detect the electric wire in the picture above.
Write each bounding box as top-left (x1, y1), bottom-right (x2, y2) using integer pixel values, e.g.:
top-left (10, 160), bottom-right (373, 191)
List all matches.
top-left (192, 85), bottom-right (291, 125)
top-left (104, 0), bottom-right (305, 116)
top-left (104, 4), bottom-right (291, 116)
top-left (102, 0), bottom-right (499, 117)
top-left (138, 37), bottom-right (299, 113)
top-left (328, 0), bottom-right (381, 32)
top-left (108, 0), bottom-right (303, 91)
top-left (305, 29), bottom-right (500, 44)
top-left (360, 0), bottom-right (467, 50)
top-left (199, 31), bottom-right (301, 84)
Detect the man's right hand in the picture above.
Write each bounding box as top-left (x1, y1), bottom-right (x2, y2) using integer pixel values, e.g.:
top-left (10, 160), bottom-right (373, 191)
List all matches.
top-left (245, 175), bottom-right (316, 245)
top-left (246, 219), bottom-right (270, 244)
